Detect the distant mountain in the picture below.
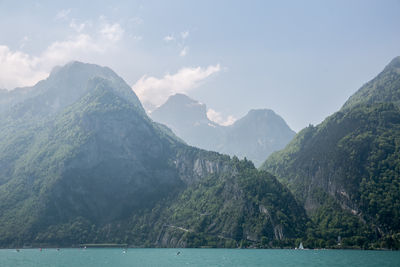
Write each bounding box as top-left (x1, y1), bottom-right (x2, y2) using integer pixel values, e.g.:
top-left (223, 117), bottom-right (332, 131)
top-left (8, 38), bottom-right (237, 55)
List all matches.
top-left (151, 94), bottom-right (295, 166)
top-left (261, 57), bottom-right (400, 249)
top-left (0, 62), bottom-right (307, 248)
top-left (151, 93), bottom-right (223, 150)
top-left (220, 109), bottom-right (296, 166)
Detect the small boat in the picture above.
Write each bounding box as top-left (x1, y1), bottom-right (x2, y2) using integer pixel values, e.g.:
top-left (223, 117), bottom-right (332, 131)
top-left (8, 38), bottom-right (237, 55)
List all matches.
top-left (295, 242), bottom-right (304, 250)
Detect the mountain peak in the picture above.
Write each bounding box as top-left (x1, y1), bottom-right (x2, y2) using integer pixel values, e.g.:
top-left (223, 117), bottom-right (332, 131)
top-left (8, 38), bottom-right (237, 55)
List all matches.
top-left (342, 56), bottom-right (400, 110)
top-left (152, 93), bottom-right (209, 124)
top-left (151, 93), bottom-right (221, 150)
top-left (384, 56), bottom-right (400, 72)
top-left (165, 93), bottom-right (204, 107)
top-left (2, 61), bottom-right (144, 119)
top-left (234, 108), bottom-right (291, 130)
top-left (50, 61), bottom-right (88, 75)
top-left (45, 62), bottom-right (144, 114)
top-left (51, 60), bottom-right (85, 71)
top-left (169, 93), bottom-right (194, 100)
top-left (48, 61), bottom-right (116, 82)
top-left (152, 95), bottom-right (295, 166)
top-left (246, 108), bottom-right (276, 117)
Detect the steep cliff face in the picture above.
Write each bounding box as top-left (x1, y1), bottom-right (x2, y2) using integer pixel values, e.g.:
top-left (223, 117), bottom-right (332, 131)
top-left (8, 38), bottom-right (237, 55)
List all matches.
top-left (173, 147), bottom-right (232, 185)
top-left (154, 158), bottom-right (308, 248)
top-left (264, 104), bottom-right (400, 212)
top-left (261, 57), bottom-right (400, 246)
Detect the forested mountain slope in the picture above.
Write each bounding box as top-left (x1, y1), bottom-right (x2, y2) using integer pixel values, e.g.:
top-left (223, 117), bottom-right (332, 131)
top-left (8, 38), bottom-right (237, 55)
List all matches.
top-left (262, 57), bottom-right (400, 248)
top-left (0, 62), bottom-right (307, 248)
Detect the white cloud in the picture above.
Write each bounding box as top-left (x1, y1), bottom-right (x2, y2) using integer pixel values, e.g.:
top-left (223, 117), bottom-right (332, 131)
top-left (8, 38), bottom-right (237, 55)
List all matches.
top-left (0, 45), bottom-right (47, 89)
top-left (163, 35), bottom-right (174, 42)
top-left (0, 19), bottom-right (125, 90)
top-left (39, 34), bottom-right (104, 69)
top-left (163, 31), bottom-right (190, 56)
top-left (55, 9), bottom-right (71, 20)
top-left (69, 19), bottom-right (86, 33)
top-left (100, 23), bottom-right (124, 42)
top-left (207, 108), bottom-right (236, 126)
top-left (181, 31), bottom-right (189, 39)
top-left (132, 64), bottom-right (221, 111)
top-left (180, 46), bottom-right (189, 57)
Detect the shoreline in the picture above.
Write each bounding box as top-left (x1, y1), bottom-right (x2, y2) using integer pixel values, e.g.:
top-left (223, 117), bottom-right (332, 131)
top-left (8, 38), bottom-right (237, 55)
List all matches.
top-left (2, 246), bottom-right (397, 251)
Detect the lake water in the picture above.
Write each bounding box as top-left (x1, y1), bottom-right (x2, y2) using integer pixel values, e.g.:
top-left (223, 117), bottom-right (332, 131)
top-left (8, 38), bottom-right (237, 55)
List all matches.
top-left (1, 248), bottom-right (399, 267)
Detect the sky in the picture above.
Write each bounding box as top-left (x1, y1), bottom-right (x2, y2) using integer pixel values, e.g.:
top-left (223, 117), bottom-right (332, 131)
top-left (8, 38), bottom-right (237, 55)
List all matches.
top-left (0, 0), bottom-right (399, 131)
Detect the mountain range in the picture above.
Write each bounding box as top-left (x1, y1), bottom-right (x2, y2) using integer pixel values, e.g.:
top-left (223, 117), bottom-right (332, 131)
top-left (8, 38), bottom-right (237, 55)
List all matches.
top-left (151, 93), bottom-right (295, 166)
top-left (1, 57), bottom-right (399, 249)
top-left (0, 62), bottom-right (307, 248)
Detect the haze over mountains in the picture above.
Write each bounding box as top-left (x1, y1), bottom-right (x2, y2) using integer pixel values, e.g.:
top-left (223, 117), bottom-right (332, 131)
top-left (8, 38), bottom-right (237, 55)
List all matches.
top-left (0, 57), bottom-right (399, 249)
top-left (151, 93), bottom-right (295, 166)
top-left (0, 61), bottom-right (307, 248)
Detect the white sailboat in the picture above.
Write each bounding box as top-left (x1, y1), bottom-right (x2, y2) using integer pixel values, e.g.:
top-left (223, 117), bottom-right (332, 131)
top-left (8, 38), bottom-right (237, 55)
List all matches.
top-left (296, 242), bottom-right (304, 250)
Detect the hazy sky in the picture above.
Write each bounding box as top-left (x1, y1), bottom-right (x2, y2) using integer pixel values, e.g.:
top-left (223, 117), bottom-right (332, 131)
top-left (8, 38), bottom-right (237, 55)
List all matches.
top-left (1, 0), bottom-right (399, 131)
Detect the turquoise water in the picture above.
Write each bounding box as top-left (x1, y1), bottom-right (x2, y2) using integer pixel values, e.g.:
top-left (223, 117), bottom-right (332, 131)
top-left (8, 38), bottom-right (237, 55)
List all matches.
top-left (1, 248), bottom-right (399, 267)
